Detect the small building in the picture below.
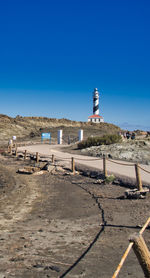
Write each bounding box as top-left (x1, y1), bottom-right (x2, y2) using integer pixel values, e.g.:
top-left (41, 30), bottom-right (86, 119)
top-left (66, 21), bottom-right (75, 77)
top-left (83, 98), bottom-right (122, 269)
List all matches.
top-left (88, 114), bottom-right (104, 123)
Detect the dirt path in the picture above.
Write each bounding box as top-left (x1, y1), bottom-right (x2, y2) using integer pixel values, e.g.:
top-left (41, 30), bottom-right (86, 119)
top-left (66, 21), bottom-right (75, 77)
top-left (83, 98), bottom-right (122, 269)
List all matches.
top-left (0, 154), bottom-right (149, 277)
top-left (19, 144), bottom-right (150, 184)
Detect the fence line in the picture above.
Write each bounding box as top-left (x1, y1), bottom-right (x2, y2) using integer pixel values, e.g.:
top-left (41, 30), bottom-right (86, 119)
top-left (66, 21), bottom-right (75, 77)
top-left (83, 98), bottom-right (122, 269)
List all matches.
top-left (9, 147), bottom-right (150, 184)
top-left (107, 158), bottom-right (134, 167)
top-left (138, 165), bottom-right (150, 174)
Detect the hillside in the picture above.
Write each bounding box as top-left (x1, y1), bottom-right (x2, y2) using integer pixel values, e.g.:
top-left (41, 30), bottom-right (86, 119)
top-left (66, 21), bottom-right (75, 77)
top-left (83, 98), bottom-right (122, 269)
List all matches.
top-left (0, 114), bottom-right (121, 145)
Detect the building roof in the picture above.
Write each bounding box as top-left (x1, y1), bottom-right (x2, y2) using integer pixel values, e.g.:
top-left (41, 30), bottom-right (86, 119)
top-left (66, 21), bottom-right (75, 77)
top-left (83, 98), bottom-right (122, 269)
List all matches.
top-left (88, 114), bottom-right (103, 119)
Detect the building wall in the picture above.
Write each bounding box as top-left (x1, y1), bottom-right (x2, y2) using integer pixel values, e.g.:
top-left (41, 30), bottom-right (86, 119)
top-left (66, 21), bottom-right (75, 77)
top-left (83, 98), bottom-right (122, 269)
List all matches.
top-left (88, 118), bottom-right (104, 123)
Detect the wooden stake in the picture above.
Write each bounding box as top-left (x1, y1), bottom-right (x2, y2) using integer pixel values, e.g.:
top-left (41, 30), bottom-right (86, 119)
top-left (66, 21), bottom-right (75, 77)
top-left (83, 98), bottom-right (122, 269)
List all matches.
top-left (129, 233), bottom-right (150, 278)
top-left (135, 163), bottom-right (143, 191)
top-left (36, 152), bottom-right (39, 163)
top-left (71, 157), bottom-right (75, 174)
top-left (52, 154), bottom-right (55, 164)
top-left (103, 154), bottom-right (107, 178)
top-left (112, 217), bottom-right (150, 278)
top-left (15, 147), bottom-right (18, 157)
top-left (10, 145), bottom-right (12, 155)
top-left (24, 150), bottom-right (27, 160)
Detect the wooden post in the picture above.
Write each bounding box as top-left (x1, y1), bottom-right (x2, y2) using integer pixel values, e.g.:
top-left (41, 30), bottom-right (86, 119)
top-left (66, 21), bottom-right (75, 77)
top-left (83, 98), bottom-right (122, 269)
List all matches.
top-left (10, 145), bottom-right (12, 155)
top-left (8, 145), bottom-right (10, 153)
top-left (135, 163), bottom-right (143, 191)
top-left (129, 233), bottom-right (150, 277)
top-left (24, 150), bottom-right (27, 160)
top-left (52, 154), bottom-right (55, 164)
top-left (36, 152), bottom-right (39, 163)
top-left (71, 157), bottom-right (75, 174)
top-left (103, 154), bottom-right (107, 178)
top-left (15, 147), bottom-right (18, 157)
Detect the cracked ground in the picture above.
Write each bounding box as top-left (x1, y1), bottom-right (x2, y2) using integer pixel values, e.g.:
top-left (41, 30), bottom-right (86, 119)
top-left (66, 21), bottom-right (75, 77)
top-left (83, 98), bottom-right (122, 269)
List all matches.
top-left (0, 154), bottom-right (149, 278)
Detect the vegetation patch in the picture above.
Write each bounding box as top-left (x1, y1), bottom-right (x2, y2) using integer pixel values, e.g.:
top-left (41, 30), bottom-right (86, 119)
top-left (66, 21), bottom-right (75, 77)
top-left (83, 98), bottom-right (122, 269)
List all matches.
top-left (104, 174), bottom-right (115, 184)
top-left (78, 134), bottom-right (122, 149)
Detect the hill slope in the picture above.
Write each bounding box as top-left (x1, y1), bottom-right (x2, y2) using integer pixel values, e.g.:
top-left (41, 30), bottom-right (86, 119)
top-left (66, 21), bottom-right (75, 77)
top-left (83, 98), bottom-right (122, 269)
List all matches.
top-left (0, 114), bottom-right (121, 144)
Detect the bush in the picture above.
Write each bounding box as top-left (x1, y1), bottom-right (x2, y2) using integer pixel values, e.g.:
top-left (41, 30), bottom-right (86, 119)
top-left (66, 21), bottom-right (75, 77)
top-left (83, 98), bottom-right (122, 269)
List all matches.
top-left (78, 134), bottom-right (122, 149)
top-left (104, 174), bottom-right (115, 184)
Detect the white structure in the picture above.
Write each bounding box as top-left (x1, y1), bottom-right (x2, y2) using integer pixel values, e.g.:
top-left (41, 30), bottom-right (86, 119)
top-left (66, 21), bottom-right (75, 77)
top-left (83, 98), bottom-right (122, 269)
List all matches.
top-left (78, 129), bottom-right (83, 141)
top-left (93, 88), bottom-right (99, 115)
top-left (88, 88), bottom-right (104, 123)
top-left (57, 130), bottom-right (63, 144)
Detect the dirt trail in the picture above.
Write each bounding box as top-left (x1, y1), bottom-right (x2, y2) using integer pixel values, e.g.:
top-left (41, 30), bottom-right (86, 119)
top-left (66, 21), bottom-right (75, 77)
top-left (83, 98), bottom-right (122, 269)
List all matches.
top-left (0, 154), bottom-right (149, 277)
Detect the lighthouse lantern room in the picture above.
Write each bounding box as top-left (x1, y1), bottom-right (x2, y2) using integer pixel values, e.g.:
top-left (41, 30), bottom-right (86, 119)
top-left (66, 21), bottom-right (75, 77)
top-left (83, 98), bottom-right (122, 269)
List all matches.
top-left (88, 88), bottom-right (104, 123)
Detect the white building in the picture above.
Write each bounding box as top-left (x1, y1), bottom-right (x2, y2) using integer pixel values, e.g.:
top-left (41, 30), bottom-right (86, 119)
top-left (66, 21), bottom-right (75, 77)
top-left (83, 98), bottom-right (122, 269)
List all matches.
top-left (88, 88), bottom-right (104, 123)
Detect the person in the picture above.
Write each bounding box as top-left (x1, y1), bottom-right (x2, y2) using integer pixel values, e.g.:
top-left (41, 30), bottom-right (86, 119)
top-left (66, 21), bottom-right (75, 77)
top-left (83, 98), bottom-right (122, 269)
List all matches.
top-left (131, 132), bottom-right (135, 140)
top-left (126, 131), bottom-right (130, 139)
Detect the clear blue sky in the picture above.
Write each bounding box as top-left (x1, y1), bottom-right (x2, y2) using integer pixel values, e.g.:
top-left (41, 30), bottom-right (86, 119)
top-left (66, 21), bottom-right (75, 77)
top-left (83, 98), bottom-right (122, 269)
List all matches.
top-left (0, 0), bottom-right (150, 130)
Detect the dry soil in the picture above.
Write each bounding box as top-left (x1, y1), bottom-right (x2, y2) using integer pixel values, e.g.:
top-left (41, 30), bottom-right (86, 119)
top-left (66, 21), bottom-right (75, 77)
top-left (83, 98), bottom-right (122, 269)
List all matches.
top-left (0, 154), bottom-right (149, 278)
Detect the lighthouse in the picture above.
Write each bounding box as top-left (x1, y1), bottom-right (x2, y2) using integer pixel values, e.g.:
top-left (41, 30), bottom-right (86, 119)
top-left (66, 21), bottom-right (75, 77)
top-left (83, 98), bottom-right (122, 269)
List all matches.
top-left (88, 88), bottom-right (104, 123)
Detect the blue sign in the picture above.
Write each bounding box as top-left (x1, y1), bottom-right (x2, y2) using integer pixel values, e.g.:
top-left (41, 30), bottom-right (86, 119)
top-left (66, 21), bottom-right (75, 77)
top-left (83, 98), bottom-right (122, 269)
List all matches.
top-left (41, 133), bottom-right (51, 143)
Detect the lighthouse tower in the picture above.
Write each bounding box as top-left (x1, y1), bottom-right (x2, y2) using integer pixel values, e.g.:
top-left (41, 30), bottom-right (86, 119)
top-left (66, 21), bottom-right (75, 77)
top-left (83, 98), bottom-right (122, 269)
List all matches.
top-left (88, 88), bottom-right (104, 123)
top-left (93, 88), bottom-right (99, 115)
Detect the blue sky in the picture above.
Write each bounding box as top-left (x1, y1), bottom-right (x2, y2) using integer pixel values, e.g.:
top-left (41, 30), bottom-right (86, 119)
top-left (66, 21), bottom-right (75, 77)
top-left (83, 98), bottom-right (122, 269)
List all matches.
top-left (0, 0), bottom-right (150, 130)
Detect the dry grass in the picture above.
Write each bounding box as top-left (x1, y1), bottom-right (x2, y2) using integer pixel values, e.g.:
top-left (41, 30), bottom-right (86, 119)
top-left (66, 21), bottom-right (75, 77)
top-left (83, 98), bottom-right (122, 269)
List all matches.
top-left (0, 114), bottom-right (121, 144)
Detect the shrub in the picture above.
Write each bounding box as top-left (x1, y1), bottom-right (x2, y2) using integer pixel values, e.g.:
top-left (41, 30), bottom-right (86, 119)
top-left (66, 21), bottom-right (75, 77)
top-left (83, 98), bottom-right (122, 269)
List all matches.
top-left (104, 174), bottom-right (115, 184)
top-left (78, 134), bottom-right (122, 149)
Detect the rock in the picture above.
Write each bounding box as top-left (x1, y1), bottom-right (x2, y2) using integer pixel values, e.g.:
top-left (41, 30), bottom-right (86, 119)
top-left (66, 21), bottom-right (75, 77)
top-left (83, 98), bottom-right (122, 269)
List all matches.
top-left (41, 163), bottom-right (55, 173)
top-left (81, 140), bottom-right (150, 165)
top-left (113, 179), bottom-right (120, 185)
top-left (93, 179), bottom-right (103, 184)
top-left (125, 188), bottom-right (149, 199)
top-left (33, 264), bottom-right (43, 268)
top-left (44, 265), bottom-right (60, 272)
top-left (17, 166), bottom-right (41, 174)
top-left (56, 166), bottom-right (65, 172)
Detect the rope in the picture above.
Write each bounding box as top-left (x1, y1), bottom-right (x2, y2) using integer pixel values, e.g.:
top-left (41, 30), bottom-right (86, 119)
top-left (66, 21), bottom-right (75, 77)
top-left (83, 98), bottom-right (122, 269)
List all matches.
top-left (54, 155), bottom-right (71, 160)
top-left (38, 153), bottom-right (52, 158)
top-left (107, 158), bottom-right (134, 167)
top-left (54, 155), bottom-right (102, 162)
top-left (75, 157), bottom-right (102, 161)
top-left (138, 165), bottom-right (150, 174)
top-left (112, 217), bottom-right (150, 278)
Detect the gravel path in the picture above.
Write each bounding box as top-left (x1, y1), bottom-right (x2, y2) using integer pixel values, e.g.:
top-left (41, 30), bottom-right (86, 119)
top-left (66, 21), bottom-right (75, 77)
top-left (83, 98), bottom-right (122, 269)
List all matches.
top-left (18, 144), bottom-right (150, 184)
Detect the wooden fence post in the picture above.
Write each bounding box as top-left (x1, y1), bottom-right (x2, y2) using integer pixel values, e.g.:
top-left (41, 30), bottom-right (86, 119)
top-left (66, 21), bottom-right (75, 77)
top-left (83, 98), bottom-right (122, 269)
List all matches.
top-left (10, 145), bottom-right (12, 155)
top-left (71, 157), bottom-right (75, 174)
top-left (15, 147), bottom-right (18, 157)
top-left (135, 163), bottom-right (143, 191)
top-left (24, 150), bottom-right (27, 160)
top-left (52, 154), bottom-right (55, 164)
top-left (36, 152), bottom-right (39, 163)
top-left (103, 154), bottom-right (107, 178)
top-left (129, 233), bottom-right (150, 277)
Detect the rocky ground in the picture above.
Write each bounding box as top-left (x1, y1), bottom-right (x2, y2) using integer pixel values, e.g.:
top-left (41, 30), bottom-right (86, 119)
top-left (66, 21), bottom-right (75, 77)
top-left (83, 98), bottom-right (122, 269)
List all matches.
top-left (0, 153), bottom-right (149, 278)
top-left (80, 139), bottom-right (150, 165)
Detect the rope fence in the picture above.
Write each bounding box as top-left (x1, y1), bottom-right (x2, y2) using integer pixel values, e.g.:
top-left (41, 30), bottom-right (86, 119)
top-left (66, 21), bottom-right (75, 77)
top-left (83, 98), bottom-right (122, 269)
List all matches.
top-left (8, 146), bottom-right (150, 187)
top-left (107, 158), bottom-right (134, 167)
top-left (138, 165), bottom-right (150, 174)
top-left (12, 147), bottom-right (149, 204)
